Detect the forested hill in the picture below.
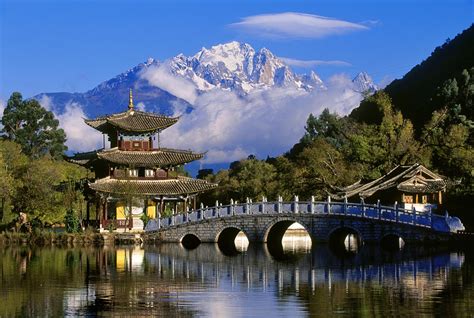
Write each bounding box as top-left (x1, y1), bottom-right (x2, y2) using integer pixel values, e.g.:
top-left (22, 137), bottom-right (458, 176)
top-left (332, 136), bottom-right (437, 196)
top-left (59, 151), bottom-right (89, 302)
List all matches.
top-left (384, 24), bottom-right (474, 129)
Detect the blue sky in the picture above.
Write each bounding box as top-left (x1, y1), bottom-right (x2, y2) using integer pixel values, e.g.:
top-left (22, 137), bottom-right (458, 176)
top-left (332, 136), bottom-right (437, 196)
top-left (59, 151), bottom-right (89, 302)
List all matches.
top-left (0, 0), bottom-right (472, 101)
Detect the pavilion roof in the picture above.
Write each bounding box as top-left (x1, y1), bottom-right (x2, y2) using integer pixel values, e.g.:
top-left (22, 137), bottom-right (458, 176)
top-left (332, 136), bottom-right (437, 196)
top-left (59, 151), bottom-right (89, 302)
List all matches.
top-left (66, 149), bottom-right (100, 166)
top-left (332, 163), bottom-right (446, 200)
top-left (97, 147), bottom-right (204, 167)
top-left (84, 110), bottom-right (179, 133)
top-left (89, 176), bottom-right (217, 196)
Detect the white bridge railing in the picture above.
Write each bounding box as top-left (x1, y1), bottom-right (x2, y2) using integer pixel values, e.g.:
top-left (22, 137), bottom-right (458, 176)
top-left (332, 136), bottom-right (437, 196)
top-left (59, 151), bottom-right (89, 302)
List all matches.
top-left (145, 196), bottom-right (454, 233)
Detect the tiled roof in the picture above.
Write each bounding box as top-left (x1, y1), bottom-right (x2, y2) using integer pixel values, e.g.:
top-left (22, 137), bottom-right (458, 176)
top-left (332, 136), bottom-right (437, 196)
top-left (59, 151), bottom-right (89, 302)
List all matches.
top-left (332, 163), bottom-right (446, 199)
top-left (85, 110), bottom-right (179, 133)
top-left (89, 176), bottom-right (217, 196)
top-left (97, 147), bottom-right (204, 167)
top-left (66, 150), bottom-right (100, 166)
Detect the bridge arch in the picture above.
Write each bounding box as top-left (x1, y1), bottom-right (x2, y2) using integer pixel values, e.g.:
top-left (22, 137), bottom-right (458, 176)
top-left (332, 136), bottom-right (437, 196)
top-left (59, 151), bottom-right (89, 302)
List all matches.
top-left (381, 233), bottom-right (405, 250)
top-left (263, 218), bottom-right (312, 259)
top-left (180, 233), bottom-right (201, 250)
top-left (328, 226), bottom-right (363, 253)
top-left (215, 226), bottom-right (249, 256)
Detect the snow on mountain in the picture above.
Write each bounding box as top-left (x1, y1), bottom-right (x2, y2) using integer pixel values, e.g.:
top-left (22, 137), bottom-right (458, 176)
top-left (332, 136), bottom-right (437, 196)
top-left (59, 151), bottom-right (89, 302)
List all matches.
top-left (352, 72), bottom-right (378, 93)
top-left (163, 41), bottom-right (331, 93)
top-left (34, 41), bottom-right (377, 116)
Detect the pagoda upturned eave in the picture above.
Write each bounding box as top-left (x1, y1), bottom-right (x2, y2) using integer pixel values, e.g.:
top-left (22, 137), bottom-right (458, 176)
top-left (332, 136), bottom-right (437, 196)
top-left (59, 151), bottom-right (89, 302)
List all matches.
top-left (97, 147), bottom-right (205, 167)
top-left (84, 110), bottom-right (179, 133)
top-left (89, 176), bottom-right (218, 196)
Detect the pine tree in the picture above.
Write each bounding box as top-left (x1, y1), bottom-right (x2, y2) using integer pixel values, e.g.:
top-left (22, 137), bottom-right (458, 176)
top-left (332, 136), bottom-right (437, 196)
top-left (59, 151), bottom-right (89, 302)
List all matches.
top-left (1, 92), bottom-right (67, 159)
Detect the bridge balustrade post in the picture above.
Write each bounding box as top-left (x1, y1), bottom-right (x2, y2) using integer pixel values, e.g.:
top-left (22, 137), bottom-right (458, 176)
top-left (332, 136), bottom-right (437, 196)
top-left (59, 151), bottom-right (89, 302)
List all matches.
top-left (327, 196), bottom-right (331, 214)
top-left (377, 199), bottom-right (381, 220)
top-left (394, 201), bottom-right (399, 223)
top-left (344, 196), bottom-right (348, 215)
top-left (294, 195), bottom-right (299, 214)
top-left (230, 199), bottom-right (235, 216)
top-left (261, 196), bottom-right (266, 214)
top-left (429, 205), bottom-right (433, 228)
top-left (311, 196), bottom-right (315, 214)
top-left (157, 217), bottom-right (161, 230)
top-left (278, 195), bottom-right (282, 213)
top-left (412, 207), bottom-right (417, 225)
top-left (360, 198), bottom-right (365, 217)
top-left (216, 200), bottom-right (220, 217)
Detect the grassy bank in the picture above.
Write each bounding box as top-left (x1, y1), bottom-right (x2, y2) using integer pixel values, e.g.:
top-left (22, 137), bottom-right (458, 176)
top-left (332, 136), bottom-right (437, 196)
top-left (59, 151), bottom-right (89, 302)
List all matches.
top-left (0, 230), bottom-right (106, 247)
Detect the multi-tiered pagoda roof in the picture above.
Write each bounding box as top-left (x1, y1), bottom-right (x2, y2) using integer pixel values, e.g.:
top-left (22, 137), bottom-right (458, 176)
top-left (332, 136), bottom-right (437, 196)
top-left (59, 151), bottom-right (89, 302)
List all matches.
top-left (97, 147), bottom-right (205, 167)
top-left (84, 111), bottom-right (179, 133)
top-left (73, 89), bottom-right (217, 198)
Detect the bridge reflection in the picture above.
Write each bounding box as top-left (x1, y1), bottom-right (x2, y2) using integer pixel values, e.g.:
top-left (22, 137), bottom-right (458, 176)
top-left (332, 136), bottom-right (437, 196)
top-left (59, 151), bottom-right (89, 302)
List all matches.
top-left (135, 243), bottom-right (463, 297)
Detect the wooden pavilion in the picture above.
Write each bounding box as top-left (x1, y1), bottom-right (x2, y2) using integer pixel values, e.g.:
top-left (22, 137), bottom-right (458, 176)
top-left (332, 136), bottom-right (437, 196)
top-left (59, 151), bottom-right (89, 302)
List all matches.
top-left (69, 90), bottom-right (217, 231)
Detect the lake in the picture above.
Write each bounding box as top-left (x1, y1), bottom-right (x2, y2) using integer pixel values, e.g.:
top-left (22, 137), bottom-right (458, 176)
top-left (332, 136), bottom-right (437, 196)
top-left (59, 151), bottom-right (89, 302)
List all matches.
top-left (0, 237), bottom-right (472, 317)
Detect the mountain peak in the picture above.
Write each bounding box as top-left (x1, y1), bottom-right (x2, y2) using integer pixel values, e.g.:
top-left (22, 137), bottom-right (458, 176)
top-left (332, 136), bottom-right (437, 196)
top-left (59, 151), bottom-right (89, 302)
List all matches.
top-left (352, 72), bottom-right (377, 93)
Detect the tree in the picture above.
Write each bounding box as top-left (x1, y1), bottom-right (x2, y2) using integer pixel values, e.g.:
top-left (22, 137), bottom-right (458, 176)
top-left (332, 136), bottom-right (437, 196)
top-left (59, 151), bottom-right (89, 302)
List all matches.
top-left (300, 109), bottom-right (345, 147)
top-left (294, 138), bottom-right (360, 199)
top-left (0, 140), bottom-right (28, 224)
top-left (0, 153), bottom-right (14, 223)
top-left (1, 92), bottom-right (67, 159)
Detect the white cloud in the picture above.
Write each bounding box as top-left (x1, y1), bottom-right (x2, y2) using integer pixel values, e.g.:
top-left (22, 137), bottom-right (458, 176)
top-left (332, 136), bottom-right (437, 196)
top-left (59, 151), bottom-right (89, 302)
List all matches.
top-left (230, 12), bottom-right (368, 39)
top-left (158, 74), bottom-right (363, 163)
top-left (140, 63), bottom-right (198, 104)
top-left (280, 57), bottom-right (351, 68)
top-left (54, 102), bottom-right (103, 152)
top-left (38, 94), bottom-right (54, 111)
top-left (136, 102), bottom-right (146, 111)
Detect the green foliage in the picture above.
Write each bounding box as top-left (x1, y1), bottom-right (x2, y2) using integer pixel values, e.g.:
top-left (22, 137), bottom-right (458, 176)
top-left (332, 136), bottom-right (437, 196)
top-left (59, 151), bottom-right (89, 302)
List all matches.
top-left (140, 213), bottom-right (150, 230)
top-left (64, 209), bottom-right (80, 233)
top-left (0, 138), bottom-right (88, 229)
top-left (385, 25), bottom-right (474, 129)
top-left (1, 92), bottom-right (67, 159)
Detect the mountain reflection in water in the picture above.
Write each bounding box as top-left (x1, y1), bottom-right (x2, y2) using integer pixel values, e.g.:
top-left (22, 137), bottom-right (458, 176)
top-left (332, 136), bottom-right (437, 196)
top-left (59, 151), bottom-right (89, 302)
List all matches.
top-left (0, 238), bottom-right (471, 317)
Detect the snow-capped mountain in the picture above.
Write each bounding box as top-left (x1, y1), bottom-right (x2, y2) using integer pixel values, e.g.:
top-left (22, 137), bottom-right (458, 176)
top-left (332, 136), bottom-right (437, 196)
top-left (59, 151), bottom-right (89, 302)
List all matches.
top-left (33, 41), bottom-right (376, 117)
top-left (164, 41), bottom-right (325, 93)
top-left (352, 72), bottom-right (378, 93)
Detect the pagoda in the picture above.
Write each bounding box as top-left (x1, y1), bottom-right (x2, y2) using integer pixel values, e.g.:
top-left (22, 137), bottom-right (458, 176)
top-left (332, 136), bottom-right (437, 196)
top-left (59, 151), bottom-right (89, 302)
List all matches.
top-left (70, 90), bottom-right (217, 231)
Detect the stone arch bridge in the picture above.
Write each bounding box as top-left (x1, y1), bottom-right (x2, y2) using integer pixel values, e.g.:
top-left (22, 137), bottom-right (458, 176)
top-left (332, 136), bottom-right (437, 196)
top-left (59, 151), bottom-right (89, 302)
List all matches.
top-left (145, 197), bottom-right (461, 249)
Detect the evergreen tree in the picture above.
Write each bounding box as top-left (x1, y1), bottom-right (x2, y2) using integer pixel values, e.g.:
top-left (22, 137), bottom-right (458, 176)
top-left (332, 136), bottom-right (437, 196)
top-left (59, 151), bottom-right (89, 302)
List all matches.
top-left (1, 92), bottom-right (67, 159)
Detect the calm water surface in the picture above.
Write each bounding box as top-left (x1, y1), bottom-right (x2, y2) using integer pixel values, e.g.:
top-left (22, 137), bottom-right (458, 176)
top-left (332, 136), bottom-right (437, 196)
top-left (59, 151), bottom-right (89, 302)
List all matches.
top-left (1, 239), bottom-right (473, 317)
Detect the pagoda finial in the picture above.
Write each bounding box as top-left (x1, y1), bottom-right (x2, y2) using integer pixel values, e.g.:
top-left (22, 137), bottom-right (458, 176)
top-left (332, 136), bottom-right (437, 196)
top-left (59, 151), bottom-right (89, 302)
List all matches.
top-left (128, 88), bottom-right (134, 110)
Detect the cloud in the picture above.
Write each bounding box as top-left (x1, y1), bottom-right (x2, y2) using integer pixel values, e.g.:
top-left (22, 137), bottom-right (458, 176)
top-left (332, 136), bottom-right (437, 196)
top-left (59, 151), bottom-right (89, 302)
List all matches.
top-left (158, 74), bottom-right (363, 163)
top-left (136, 102), bottom-right (146, 111)
top-left (37, 94), bottom-right (54, 111)
top-left (54, 102), bottom-right (103, 152)
top-left (230, 12), bottom-right (368, 39)
top-left (140, 63), bottom-right (198, 104)
top-left (280, 57), bottom-right (351, 68)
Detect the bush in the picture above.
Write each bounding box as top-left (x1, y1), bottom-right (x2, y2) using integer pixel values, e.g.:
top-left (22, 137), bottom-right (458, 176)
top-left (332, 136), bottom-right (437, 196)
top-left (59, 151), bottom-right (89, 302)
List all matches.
top-left (64, 209), bottom-right (80, 233)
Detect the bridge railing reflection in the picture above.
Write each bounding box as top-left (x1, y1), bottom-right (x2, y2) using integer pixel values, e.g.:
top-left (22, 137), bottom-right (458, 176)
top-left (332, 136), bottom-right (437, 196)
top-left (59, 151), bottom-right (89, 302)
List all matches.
top-left (142, 244), bottom-right (464, 298)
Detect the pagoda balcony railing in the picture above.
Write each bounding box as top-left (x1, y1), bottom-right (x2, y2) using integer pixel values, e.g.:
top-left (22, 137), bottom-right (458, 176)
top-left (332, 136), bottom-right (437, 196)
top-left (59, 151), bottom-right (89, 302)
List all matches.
top-left (102, 219), bottom-right (133, 229)
top-left (109, 175), bottom-right (179, 181)
top-left (145, 196), bottom-right (458, 234)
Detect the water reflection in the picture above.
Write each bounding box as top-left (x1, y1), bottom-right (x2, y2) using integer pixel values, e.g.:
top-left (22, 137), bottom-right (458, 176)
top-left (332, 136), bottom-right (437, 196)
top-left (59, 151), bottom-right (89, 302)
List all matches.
top-left (234, 231), bottom-right (249, 252)
top-left (0, 242), bottom-right (470, 317)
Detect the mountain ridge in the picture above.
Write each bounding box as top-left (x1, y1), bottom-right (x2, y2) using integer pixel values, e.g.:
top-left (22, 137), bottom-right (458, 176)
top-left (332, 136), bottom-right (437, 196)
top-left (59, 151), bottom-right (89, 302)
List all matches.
top-left (33, 41), bottom-right (377, 118)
